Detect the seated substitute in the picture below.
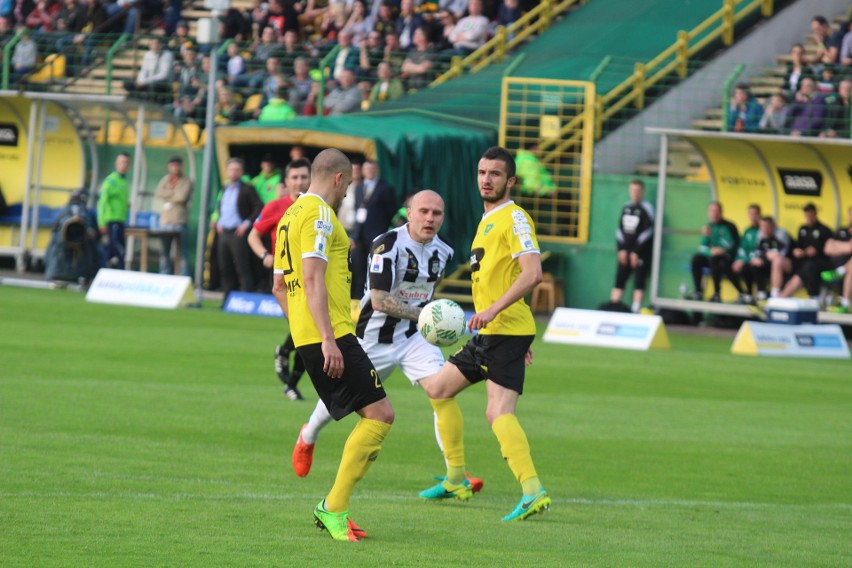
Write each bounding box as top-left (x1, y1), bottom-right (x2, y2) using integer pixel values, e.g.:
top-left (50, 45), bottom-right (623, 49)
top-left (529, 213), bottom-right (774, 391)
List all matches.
top-left (778, 203), bottom-right (834, 299)
top-left (687, 201), bottom-right (745, 302)
top-left (609, 179), bottom-right (654, 313)
top-left (821, 206), bottom-right (852, 313)
top-left (745, 216), bottom-right (791, 302)
top-left (731, 204), bottom-right (762, 303)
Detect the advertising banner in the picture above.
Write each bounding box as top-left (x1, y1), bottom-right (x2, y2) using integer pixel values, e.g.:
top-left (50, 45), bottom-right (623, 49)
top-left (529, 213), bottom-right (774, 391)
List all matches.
top-left (731, 322), bottom-right (849, 359)
top-left (543, 308), bottom-right (670, 351)
top-left (86, 269), bottom-right (195, 309)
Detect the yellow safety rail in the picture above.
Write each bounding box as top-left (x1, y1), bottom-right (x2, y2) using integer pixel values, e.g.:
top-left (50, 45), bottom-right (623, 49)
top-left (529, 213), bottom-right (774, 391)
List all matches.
top-left (596, 0), bottom-right (774, 138)
top-left (431, 0), bottom-right (587, 87)
top-left (499, 78), bottom-right (595, 243)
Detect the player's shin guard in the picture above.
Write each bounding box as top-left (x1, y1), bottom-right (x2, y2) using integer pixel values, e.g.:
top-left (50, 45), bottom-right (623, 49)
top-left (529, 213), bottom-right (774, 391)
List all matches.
top-left (324, 418), bottom-right (390, 512)
top-left (430, 398), bottom-right (465, 484)
top-left (492, 414), bottom-right (542, 496)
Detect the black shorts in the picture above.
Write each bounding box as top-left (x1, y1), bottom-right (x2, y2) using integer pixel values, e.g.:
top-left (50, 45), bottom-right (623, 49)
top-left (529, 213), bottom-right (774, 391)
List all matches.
top-left (448, 334), bottom-right (535, 395)
top-left (297, 334), bottom-right (387, 421)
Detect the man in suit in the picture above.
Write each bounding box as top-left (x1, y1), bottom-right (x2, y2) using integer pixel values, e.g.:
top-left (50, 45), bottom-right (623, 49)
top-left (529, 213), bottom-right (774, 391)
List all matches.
top-left (349, 159), bottom-right (397, 298)
top-left (210, 157), bottom-right (264, 299)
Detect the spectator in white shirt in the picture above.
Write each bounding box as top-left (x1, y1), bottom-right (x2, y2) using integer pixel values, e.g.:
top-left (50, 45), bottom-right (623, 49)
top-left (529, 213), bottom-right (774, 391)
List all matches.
top-left (123, 38), bottom-right (174, 103)
top-left (446, 0), bottom-right (489, 55)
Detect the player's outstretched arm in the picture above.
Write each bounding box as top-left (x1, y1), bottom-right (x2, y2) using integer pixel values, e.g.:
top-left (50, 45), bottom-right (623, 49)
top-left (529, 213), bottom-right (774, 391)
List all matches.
top-left (468, 252), bottom-right (543, 331)
top-left (371, 289), bottom-right (422, 322)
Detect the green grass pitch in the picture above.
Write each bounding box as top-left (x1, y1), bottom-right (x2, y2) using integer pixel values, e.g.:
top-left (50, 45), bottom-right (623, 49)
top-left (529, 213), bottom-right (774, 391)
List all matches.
top-left (1, 286), bottom-right (850, 567)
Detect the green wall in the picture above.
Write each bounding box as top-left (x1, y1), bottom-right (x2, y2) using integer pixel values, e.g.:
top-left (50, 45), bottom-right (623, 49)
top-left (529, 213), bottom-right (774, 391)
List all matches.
top-left (542, 174), bottom-right (712, 309)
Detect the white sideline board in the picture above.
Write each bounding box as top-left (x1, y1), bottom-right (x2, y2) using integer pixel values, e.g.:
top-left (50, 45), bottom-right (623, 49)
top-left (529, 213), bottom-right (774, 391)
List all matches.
top-left (543, 308), bottom-right (670, 351)
top-left (86, 269), bottom-right (195, 309)
top-left (731, 322), bottom-right (850, 359)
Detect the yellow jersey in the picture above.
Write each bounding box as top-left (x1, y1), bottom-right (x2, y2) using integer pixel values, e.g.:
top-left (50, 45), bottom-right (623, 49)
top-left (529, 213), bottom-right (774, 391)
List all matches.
top-left (274, 193), bottom-right (354, 347)
top-left (470, 200), bottom-right (539, 336)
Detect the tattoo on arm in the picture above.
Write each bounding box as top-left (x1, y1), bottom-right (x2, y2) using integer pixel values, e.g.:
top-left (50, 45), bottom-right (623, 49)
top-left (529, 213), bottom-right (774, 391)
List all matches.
top-left (373, 289), bottom-right (421, 322)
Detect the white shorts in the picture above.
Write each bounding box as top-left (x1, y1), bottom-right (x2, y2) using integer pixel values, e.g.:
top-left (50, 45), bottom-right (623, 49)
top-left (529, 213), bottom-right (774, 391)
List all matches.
top-left (359, 333), bottom-right (445, 385)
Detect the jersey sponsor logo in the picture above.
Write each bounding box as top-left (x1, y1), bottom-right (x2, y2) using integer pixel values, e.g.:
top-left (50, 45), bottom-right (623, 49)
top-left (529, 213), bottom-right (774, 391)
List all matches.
top-left (512, 223), bottom-right (532, 235)
top-left (777, 168), bottom-right (822, 196)
top-left (512, 210), bottom-right (526, 222)
top-left (370, 253), bottom-right (384, 273)
top-left (396, 284), bottom-right (432, 302)
top-left (429, 256), bottom-right (442, 280)
top-left (470, 247), bottom-right (484, 272)
top-left (314, 219), bottom-right (333, 233)
top-left (314, 232), bottom-right (328, 255)
top-left (517, 232), bottom-right (535, 250)
top-left (622, 214), bottom-right (640, 234)
top-left (373, 243), bottom-right (386, 254)
top-left (404, 249), bottom-right (419, 282)
top-left (286, 278), bottom-right (302, 294)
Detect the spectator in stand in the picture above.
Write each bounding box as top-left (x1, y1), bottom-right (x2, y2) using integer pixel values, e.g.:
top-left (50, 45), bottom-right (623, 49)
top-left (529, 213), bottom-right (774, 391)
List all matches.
top-left (52, 0), bottom-right (87, 55)
top-left (686, 201), bottom-right (745, 303)
top-left (821, 78), bottom-right (851, 138)
top-left (260, 56), bottom-right (285, 104)
top-left (173, 49), bottom-right (206, 120)
top-left (369, 60), bottom-right (403, 105)
top-left (343, 0), bottom-right (373, 43)
top-left (358, 29), bottom-right (385, 81)
top-left (395, 0), bottom-right (423, 50)
top-left (782, 43), bottom-right (813, 95)
top-left (254, 25), bottom-right (280, 64)
top-left (288, 56), bottom-right (315, 113)
top-left (167, 20), bottom-right (196, 58)
top-left (12, 0), bottom-right (35, 29)
top-left (727, 83), bottom-right (762, 133)
top-left (383, 30), bottom-right (405, 71)
top-left (438, 0), bottom-right (468, 20)
top-left (816, 65), bottom-right (837, 94)
top-left (319, 1), bottom-right (346, 41)
top-left (25, 0), bottom-right (57, 31)
top-left (252, 155), bottom-right (282, 203)
top-left (840, 21), bottom-right (852, 67)
top-left (324, 67), bottom-right (362, 114)
top-left (495, 0), bottom-right (520, 31)
top-left (778, 203), bottom-right (833, 299)
top-left (446, 0), bottom-right (489, 55)
top-left (225, 41), bottom-right (247, 84)
top-left (78, 0), bottom-right (109, 66)
top-left (788, 77), bottom-right (826, 137)
top-left (258, 85), bottom-right (298, 121)
top-left (220, 7), bottom-right (249, 40)
top-left (164, 0), bottom-right (183, 36)
top-left (277, 29), bottom-right (307, 72)
top-left (400, 26), bottom-right (435, 89)
top-left (811, 15), bottom-right (840, 70)
top-left (348, 159), bottom-right (397, 298)
top-left (373, 0), bottom-right (396, 38)
top-left (759, 92), bottom-right (789, 134)
top-left (11, 26), bottom-right (36, 79)
top-left (263, 0), bottom-right (299, 35)
top-left (124, 38), bottom-right (174, 103)
top-left (214, 84), bottom-right (245, 123)
top-left (331, 29), bottom-right (359, 80)
top-left (0, 17), bottom-right (12, 40)
top-left (104, 0), bottom-right (140, 35)
top-left (245, 0), bottom-right (268, 31)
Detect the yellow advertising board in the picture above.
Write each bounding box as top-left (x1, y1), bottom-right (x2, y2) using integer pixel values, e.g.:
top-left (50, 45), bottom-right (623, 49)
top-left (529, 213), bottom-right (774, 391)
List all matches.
top-left (683, 132), bottom-right (849, 235)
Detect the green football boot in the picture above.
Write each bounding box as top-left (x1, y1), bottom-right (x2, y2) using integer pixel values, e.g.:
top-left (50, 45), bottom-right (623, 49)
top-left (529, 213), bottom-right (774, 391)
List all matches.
top-left (502, 489), bottom-right (552, 521)
top-left (313, 500), bottom-right (359, 542)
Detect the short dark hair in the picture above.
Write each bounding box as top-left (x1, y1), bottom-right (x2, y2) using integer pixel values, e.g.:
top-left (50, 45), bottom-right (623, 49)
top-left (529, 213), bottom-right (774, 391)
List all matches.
top-left (227, 157), bottom-right (244, 168)
top-left (261, 153), bottom-right (275, 164)
top-left (481, 146), bottom-right (516, 179)
top-left (168, 155), bottom-right (183, 164)
top-left (812, 15), bottom-right (828, 26)
top-left (118, 152), bottom-right (130, 159)
top-left (803, 202), bottom-right (817, 213)
top-left (760, 216), bottom-right (775, 224)
top-left (285, 157), bottom-right (311, 175)
top-left (748, 203), bottom-right (761, 213)
top-left (629, 179), bottom-right (645, 189)
top-left (735, 82), bottom-right (750, 92)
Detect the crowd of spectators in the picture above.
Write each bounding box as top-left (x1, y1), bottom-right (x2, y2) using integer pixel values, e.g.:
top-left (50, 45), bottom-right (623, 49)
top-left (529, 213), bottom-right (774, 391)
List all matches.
top-left (1, 0), bottom-right (528, 125)
top-left (727, 13), bottom-right (852, 139)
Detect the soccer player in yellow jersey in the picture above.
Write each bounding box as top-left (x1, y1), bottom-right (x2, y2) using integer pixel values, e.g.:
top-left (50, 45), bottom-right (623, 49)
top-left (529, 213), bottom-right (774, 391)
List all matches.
top-left (419, 146), bottom-right (551, 521)
top-left (272, 148), bottom-right (394, 542)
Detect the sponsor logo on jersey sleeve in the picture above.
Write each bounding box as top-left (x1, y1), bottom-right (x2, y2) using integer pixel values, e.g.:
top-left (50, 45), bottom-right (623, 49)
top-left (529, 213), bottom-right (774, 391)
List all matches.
top-left (370, 253), bottom-right (384, 273)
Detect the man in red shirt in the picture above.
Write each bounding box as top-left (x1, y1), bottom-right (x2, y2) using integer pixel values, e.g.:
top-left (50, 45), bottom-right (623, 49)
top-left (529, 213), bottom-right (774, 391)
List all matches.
top-left (248, 157), bottom-right (312, 400)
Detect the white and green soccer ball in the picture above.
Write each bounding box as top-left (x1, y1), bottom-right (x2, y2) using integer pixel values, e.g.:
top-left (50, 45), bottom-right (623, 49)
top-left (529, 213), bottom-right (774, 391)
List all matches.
top-left (418, 299), bottom-right (467, 347)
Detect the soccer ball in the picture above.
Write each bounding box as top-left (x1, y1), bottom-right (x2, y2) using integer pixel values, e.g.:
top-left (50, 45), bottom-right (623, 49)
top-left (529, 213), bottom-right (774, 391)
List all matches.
top-left (418, 299), bottom-right (467, 347)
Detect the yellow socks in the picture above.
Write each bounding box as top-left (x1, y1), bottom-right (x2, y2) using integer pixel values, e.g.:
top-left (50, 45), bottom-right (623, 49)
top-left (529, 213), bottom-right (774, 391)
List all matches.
top-left (324, 418), bottom-right (391, 512)
top-left (492, 414), bottom-right (542, 496)
top-left (430, 398), bottom-right (466, 484)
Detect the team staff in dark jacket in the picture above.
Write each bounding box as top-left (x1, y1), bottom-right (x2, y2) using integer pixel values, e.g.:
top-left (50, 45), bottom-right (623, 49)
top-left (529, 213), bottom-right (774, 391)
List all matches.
top-left (687, 201), bottom-right (745, 302)
top-left (777, 202), bottom-right (833, 299)
top-left (211, 157), bottom-right (263, 299)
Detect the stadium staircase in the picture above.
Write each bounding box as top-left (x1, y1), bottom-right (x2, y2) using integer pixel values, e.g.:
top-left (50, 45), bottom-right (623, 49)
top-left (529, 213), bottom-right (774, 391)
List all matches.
top-left (634, 10), bottom-right (847, 179)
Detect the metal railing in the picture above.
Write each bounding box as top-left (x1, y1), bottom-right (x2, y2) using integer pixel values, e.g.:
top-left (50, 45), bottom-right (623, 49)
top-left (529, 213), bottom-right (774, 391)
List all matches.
top-left (596, 0), bottom-right (773, 138)
top-left (431, 0), bottom-right (587, 87)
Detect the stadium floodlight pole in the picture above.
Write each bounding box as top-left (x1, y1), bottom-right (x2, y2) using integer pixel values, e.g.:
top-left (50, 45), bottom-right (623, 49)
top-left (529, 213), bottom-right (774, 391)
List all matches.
top-left (194, 35), bottom-right (219, 296)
